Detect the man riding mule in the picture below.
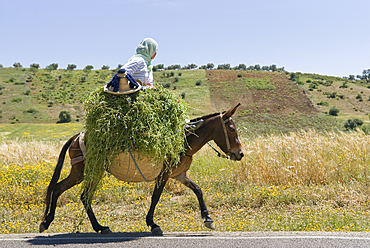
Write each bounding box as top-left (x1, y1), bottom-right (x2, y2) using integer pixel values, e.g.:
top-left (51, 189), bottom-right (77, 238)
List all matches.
top-left (40, 103), bottom-right (244, 235)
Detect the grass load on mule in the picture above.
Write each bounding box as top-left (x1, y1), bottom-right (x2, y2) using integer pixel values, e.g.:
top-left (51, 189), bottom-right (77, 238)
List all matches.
top-left (83, 86), bottom-right (188, 183)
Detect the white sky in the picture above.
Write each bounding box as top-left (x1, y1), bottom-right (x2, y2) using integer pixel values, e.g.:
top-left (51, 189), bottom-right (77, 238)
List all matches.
top-left (0, 0), bottom-right (369, 77)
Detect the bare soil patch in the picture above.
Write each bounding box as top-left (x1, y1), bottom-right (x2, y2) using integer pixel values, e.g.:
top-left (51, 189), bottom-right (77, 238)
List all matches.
top-left (206, 70), bottom-right (318, 117)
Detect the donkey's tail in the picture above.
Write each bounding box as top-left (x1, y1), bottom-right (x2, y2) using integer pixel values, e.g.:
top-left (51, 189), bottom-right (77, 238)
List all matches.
top-left (43, 136), bottom-right (74, 219)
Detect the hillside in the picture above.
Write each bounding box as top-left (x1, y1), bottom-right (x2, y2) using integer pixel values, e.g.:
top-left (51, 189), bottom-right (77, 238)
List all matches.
top-left (207, 70), bottom-right (317, 115)
top-left (0, 67), bottom-right (369, 135)
top-left (296, 73), bottom-right (370, 121)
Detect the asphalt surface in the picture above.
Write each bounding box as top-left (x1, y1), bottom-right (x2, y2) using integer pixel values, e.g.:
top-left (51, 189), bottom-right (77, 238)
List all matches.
top-left (2, 232), bottom-right (370, 248)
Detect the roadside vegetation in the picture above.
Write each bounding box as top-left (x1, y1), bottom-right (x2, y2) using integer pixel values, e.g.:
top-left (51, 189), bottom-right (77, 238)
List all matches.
top-left (1, 63), bottom-right (370, 233)
top-left (1, 130), bottom-right (370, 233)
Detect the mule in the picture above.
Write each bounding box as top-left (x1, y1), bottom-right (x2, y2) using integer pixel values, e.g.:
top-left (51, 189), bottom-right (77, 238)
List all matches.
top-left (39, 103), bottom-right (244, 235)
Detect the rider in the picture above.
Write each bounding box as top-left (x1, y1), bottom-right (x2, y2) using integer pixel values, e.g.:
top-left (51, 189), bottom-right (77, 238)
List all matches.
top-left (108, 38), bottom-right (203, 133)
top-left (121, 38), bottom-right (158, 88)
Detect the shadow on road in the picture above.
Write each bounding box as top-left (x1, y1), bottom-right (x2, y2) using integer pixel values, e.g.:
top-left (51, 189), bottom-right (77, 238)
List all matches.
top-left (26, 232), bottom-right (213, 245)
top-left (27, 232), bottom-right (150, 245)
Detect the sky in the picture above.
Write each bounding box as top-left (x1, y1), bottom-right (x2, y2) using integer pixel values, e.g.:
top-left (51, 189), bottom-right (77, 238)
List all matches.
top-left (0, 0), bottom-right (369, 77)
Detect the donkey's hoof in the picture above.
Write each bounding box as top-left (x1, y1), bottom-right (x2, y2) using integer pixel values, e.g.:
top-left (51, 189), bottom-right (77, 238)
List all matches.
top-left (151, 226), bottom-right (163, 235)
top-left (205, 221), bottom-right (215, 230)
top-left (101, 227), bottom-right (113, 234)
top-left (39, 222), bottom-right (47, 233)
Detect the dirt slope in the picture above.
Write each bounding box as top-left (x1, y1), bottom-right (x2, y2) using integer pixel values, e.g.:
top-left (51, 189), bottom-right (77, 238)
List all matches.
top-left (206, 70), bottom-right (318, 117)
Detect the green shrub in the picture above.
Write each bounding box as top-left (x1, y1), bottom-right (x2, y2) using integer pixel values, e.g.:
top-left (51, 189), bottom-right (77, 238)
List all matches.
top-left (344, 118), bottom-right (363, 130)
top-left (327, 92), bottom-right (337, 99)
top-left (322, 80), bottom-right (333, 86)
top-left (237, 73), bottom-right (242, 78)
top-left (26, 74), bottom-right (34, 82)
top-left (361, 123), bottom-right (370, 134)
top-left (24, 108), bottom-right (37, 114)
top-left (80, 75), bottom-right (87, 83)
top-left (84, 65), bottom-right (94, 71)
top-left (58, 110), bottom-right (72, 123)
top-left (309, 83), bottom-right (318, 89)
top-left (5, 77), bottom-right (16, 83)
top-left (296, 79), bottom-right (304, 85)
top-left (329, 106), bottom-right (339, 116)
top-left (13, 62), bottom-right (22, 69)
top-left (356, 94), bottom-right (363, 101)
top-left (196, 80), bottom-right (202, 86)
top-left (337, 94), bottom-right (345, 99)
top-left (181, 92), bottom-right (186, 99)
top-left (317, 101), bottom-right (329, 106)
top-left (46, 63), bottom-right (58, 70)
top-left (11, 98), bottom-right (22, 103)
top-left (290, 73), bottom-right (298, 81)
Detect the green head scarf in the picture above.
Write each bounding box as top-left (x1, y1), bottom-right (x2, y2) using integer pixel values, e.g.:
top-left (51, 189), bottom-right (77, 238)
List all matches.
top-left (129, 38), bottom-right (159, 72)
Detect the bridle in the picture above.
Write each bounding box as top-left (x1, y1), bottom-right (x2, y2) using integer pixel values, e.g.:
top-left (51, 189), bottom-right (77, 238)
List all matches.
top-left (207, 113), bottom-right (232, 159)
top-left (220, 113), bottom-right (232, 153)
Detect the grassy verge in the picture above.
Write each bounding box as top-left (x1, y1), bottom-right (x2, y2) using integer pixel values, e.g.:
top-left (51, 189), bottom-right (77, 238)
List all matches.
top-left (1, 130), bottom-right (370, 233)
top-left (0, 123), bottom-right (84, 141)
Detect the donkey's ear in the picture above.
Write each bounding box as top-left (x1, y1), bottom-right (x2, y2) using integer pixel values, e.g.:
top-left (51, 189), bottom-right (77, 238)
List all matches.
top-left (222, 103), bottom-right (241, 120)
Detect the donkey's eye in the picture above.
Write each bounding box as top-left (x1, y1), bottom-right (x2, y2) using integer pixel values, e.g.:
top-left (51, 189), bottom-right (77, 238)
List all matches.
top-left (229, 127), bottom-right (235, 132)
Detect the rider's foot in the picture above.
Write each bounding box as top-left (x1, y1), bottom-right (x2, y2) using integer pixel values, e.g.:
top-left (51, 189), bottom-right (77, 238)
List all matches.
top-left (185, 119), bottom-right (204, 135)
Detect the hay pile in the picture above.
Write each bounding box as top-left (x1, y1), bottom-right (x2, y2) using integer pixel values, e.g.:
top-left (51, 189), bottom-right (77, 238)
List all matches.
top-left (82, 86), bottom-right (187, 192)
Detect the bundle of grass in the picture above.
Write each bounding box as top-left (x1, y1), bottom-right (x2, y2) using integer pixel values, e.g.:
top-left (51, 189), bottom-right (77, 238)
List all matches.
top-left (82, 86), bottom-right (188, 199)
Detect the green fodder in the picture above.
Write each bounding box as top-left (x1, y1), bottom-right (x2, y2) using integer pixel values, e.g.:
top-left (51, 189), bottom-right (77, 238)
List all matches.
top-left (235, 130), bottom-right (370, 185)
top-left (82, 86), bottom-right (188, 202)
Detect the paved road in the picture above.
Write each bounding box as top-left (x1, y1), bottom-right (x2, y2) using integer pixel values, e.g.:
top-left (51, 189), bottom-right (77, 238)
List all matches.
top-left (2, 232), bottom-right (370, 248)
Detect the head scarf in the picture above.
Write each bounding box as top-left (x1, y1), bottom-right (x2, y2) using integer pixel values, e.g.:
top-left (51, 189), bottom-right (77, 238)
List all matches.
top-left (129, 38), bottom-right (158, 72)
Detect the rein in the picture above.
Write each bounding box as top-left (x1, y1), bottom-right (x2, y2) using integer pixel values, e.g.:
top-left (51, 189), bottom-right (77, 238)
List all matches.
top-left (207, 113), bottom-right (231, 160)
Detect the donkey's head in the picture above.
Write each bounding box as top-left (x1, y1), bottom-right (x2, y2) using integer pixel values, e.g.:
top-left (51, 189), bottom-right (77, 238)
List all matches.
top-left (213, 103), bottom-right (244, 161)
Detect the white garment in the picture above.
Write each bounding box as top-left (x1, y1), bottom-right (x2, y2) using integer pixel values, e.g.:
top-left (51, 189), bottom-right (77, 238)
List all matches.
top-left (122, 57), bottom-right (154, 87)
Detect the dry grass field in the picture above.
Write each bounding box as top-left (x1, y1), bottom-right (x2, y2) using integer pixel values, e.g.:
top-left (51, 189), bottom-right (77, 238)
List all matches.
top-left (1, 130), bottom-right (370, 233)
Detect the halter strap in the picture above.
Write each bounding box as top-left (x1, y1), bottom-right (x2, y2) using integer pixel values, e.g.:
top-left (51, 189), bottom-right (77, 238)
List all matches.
top-left (220, 113), bottom-right (231, 153)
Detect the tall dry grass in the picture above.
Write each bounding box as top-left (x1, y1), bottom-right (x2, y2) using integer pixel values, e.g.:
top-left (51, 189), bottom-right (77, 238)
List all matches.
top-left (235, 130), bottom-right (370, 185)
top-left (2, 130), bottom-right (370, 233)
top-left (0, 140), bottom-right (63, 166)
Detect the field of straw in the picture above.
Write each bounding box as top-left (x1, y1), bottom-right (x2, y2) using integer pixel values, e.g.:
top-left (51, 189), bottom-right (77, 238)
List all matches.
top-left (1, 130), bottom-right (370, 233)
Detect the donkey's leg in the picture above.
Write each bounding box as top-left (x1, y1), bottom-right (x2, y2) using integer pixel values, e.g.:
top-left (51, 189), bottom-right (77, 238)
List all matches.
top-left (80, 190), bottom-right (112, 234)
top-left (146, 172), bottom-right (170, 235)
top-left (174, 172), bottom-right (215, 230)
top-left (80, 172), bottom-right (112, 234)
top-left (40, 163), bottom-right (84, 232)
